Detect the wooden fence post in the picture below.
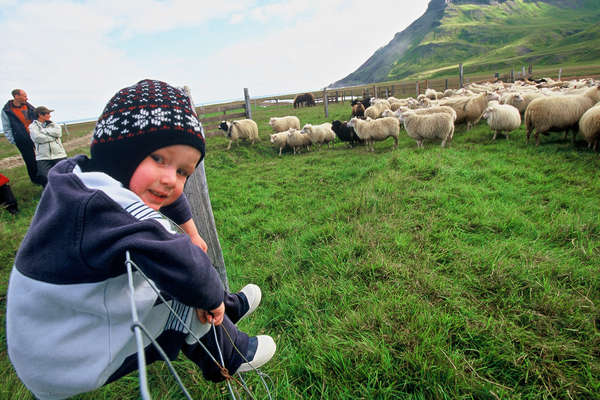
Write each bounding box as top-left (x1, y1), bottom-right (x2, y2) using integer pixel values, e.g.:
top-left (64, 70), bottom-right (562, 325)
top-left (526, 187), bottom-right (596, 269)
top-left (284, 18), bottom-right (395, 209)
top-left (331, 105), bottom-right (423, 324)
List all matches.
top-left (445, 79), bottom-right (448, 90)
top-left (558, 68), bottom-right (563, 81)
top-left (183, 86), bottom-right (229, 290)
top-left (416, 81), bottom-right (420, 98)
top-left (459, 63), bottom-right (464, 88)
top-left (510, 69), bottom-right (515, 83)
top-left (323, 88), bottom-right (329, 118)
top-left (528, 64), bottom-right (533, 75)
top-left (244, 88), bottom-right (252, 120)
top-left (373, 85), bottom-right (377, 99)
top-left (62, 123), bottom-right (70, 135)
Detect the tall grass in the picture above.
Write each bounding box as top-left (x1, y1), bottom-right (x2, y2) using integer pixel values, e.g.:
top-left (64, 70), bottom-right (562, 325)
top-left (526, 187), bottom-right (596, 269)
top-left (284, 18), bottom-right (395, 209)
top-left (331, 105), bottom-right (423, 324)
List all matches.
top-left (1, 101), bottom-right (599, 399)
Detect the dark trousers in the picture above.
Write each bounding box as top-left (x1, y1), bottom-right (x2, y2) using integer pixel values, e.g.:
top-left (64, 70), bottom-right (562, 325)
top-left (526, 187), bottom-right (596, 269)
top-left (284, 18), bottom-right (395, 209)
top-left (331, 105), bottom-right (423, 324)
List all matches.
top-left (0, 184), bottom-right (18, 214)
top-left (36, 159), bottom-right (66, 187)
top-left (12, 130), bottom-right (41, 186)
top-left (106, 291), bottom-right (250, 385)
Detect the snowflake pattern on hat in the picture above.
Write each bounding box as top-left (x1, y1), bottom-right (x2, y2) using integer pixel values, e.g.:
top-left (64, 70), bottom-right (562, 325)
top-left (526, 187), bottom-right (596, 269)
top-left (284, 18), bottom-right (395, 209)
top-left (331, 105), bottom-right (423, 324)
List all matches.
top-left (93, 79), bottom-right (203, 142)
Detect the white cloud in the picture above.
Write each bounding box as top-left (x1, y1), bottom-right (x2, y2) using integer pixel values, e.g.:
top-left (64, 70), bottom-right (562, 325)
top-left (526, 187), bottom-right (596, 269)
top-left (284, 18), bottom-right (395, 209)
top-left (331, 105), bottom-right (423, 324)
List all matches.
top-left (0, 0), bottom-right (429, 122)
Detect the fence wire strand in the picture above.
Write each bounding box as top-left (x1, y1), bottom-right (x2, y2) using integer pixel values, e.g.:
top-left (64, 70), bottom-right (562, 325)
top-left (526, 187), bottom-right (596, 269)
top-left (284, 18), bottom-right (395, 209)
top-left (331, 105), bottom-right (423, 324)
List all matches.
top-left (124, 251), bottom-right (273, 400)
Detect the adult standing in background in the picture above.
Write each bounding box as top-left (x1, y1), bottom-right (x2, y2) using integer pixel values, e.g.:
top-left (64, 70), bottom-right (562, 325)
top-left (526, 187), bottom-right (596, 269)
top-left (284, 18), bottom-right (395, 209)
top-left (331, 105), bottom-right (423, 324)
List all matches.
top-left (29, 106), bottom-right (67, 187)
top-left (1, 89), bottom-right (42, 186)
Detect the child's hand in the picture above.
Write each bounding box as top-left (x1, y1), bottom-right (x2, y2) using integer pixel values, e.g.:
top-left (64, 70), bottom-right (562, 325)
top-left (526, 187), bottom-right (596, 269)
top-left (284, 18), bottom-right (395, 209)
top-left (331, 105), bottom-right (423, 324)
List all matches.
top-left (196, 302), bottom-right (225, 326)
top-left (189, 233), bottom-right (208, 253)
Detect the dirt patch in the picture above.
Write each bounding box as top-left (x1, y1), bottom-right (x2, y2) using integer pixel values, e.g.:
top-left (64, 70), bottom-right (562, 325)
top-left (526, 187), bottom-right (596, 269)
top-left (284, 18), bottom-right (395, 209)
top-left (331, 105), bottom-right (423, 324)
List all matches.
top-left (0, 133), bottom-right (92, 170)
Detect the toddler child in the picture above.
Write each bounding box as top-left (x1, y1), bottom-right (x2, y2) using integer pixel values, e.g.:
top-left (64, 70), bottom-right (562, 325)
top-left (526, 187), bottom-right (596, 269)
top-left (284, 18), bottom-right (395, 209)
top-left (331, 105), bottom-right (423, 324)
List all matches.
top-left (6, 79), bottom-right (275, 400)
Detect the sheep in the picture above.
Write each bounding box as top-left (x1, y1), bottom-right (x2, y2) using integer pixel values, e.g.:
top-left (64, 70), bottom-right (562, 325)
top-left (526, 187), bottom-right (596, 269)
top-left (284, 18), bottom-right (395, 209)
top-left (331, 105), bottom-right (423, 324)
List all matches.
top-left (439, 92), bottom-right (497, 130)
top-left (390, 106), bottom-right (457, 122)
top-left (347, 117), bottom-right (399, 152)
top-left (300, 122), bottom-right (335, 148)
top-left (218, 119), bottom-right (259, 150)
top-left (270, 131), bottom-right (290, 156)
top-left (286, 128), bottom-right (312, 154)
top-left (381, 109), bottom-right (397, 119)
top-left (462, 92), bottom-right (499, 130)
top-left (293, 93), bottom-right (316, 108)
top-left (371, 98), bottom-right (391, 109)
top-left (481, 103), bottom-right (521, 140)
top-left (578, 103), bottom-right (600, 151)
top-left (502, 92), bottom-right (544, 114)
top-left (364, 101), bottom-right (390, 119)
top-left (398, 110), bottom-right (455, 148)
top-left (269, 116), bottom-right (300, 133)
top-left (323, 128), bottom-right (336, 148)
top-left (351, 102), bottom-right (365, 119)
top-left (351, 98), bottom-right (371, 109)
top-left (525, 86), bottom-right (600, 145)
top-left (443, 89), bottom-right (456, 97)
top-left (418, 96), bottom-right (433, 108)
top-left (331, 120), bottom-right (363, 147)
top-left (439, 95), bottom-right (471, 124)
top-left (425, 88), bottom-right (443, 100)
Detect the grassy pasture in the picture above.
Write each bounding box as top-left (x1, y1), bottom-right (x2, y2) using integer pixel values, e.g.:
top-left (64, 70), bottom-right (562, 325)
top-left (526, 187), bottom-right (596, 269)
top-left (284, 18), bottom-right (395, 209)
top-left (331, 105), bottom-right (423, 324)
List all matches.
top-left (1, 101), bottom-right (599, 399)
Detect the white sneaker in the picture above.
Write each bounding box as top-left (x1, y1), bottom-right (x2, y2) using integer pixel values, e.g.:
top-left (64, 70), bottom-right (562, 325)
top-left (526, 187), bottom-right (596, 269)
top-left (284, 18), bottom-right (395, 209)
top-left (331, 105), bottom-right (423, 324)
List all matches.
top-left (236, 335), bottom-right (276, 373)
top-left (237, 284), bottom-right (262, 323)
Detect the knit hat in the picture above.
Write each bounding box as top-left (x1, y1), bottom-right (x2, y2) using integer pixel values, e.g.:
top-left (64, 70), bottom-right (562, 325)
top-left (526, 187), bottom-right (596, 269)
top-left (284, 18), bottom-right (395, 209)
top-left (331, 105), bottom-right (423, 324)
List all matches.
top-left (88, 79), bottom-right (205, 187)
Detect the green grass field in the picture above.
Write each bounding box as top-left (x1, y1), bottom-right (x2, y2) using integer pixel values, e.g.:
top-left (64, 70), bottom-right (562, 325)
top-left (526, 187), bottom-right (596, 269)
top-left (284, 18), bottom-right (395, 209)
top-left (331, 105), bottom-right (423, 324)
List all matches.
top-left (1, 101), bottom-right (599, 399)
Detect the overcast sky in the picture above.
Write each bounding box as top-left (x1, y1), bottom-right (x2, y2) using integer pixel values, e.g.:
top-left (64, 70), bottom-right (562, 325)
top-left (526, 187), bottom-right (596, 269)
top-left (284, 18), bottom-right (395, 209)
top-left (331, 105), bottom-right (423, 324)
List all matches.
top-left (1, 0), bottom-right (429, 123)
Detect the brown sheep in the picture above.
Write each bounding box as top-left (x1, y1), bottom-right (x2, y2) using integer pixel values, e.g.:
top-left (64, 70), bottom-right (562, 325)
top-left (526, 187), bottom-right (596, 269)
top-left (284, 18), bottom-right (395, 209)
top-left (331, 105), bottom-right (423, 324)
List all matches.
top-left (293, 93), bottom-right (316, 108)
top-left (351, 102), bottom-right (365, 119)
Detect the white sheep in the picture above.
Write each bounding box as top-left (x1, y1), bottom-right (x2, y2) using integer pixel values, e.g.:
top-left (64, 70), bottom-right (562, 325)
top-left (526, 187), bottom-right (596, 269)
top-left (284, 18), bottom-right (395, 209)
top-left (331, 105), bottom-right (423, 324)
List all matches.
top-left (398, 110), bottom-right (455, 148)
top-left (462, 92), bottom-right (499, 130)
top-left (364, 101), bottom-right (390, 119)
top-left (270, 131), bottom-right (289, 156)
top-left (502, 92), bottom-right (544, 114)
top-left (218, 119), bottom-right (259, 150)
top-left (347, 117), bottom-right (399, 152)
top-left (425, 88), bottom-right (443, 100)
top-left (579, 103), bottom-right (600, 151)
top-left (525, 86), bottom-right (600, 145)
top-left (481, 103), bottom-right (521, 140)
top-left (300, 122), bottom-right (334, 148)
top-left (269, 116), bottom-right (300, 133)
top-left (371, 98), bottom-right (391, 109)
top-left (391, 106), bottom-right (457, 122)
top-left (322, 127), bottom-right (336, 148)
top-left (286, 128), bottom-right (312, 154)
top-left (440, 92), bottom-right (497, 129)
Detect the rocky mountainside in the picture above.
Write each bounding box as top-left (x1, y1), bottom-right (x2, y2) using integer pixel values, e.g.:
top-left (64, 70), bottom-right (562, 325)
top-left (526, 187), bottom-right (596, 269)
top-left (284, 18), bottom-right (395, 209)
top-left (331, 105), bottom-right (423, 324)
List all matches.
top-left (331, 0), bottom-right (600, 87)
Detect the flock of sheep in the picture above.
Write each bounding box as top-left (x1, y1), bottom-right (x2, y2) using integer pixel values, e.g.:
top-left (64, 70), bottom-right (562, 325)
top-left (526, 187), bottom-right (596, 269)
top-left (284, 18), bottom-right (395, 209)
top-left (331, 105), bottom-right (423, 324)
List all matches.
top-left (218, 76), bottom-right (600, 154)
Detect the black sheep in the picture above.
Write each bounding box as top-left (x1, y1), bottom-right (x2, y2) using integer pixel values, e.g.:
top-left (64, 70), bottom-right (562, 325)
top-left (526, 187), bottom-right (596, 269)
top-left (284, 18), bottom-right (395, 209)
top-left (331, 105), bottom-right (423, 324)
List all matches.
top-left (331, 120), bottom-right (364, 147)
top-left (351, 97), bottom-right (371, 109)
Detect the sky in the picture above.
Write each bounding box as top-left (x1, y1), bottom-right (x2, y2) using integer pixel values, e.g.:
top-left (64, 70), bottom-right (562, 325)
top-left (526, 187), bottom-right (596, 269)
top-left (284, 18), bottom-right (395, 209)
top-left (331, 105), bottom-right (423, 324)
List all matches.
top-left (0, 0), bottom-right (429, 123)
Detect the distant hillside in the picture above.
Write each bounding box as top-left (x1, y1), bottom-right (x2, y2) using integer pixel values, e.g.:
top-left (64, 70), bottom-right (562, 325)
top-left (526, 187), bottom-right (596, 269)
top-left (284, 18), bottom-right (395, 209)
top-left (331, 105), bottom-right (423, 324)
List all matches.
top-left (332, 0), bottom-right (600, 87)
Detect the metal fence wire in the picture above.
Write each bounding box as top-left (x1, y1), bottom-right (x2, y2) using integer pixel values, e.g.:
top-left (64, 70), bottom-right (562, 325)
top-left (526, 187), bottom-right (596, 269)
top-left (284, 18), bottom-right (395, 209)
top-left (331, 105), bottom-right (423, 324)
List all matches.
top-left (124, 251), bottom-right (273, 400)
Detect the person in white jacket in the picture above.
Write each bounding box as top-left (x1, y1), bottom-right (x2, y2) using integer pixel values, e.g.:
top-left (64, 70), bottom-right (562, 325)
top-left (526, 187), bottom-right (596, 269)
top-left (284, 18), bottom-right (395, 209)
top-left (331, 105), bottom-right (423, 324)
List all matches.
top-left (28, 106), bottom-right (67, 187)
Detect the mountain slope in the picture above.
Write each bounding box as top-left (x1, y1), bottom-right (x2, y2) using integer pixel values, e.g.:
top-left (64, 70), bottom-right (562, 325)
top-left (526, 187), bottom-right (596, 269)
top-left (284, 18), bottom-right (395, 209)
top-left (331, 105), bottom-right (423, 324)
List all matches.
top-left (332, 0), bottom-right (600, 87)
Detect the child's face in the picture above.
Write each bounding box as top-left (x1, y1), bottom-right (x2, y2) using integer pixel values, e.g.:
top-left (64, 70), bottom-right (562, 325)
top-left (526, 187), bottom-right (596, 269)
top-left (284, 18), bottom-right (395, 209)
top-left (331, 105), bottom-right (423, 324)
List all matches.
top-left (129, 144), bottom-right (201, 210)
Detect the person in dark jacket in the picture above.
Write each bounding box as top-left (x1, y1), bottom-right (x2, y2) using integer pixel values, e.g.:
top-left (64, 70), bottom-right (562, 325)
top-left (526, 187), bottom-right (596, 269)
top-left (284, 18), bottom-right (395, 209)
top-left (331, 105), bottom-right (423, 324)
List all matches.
top-left (6, 79), bottom-right (275, 400)
top-left (1, 89), bottom-right (42, 185)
